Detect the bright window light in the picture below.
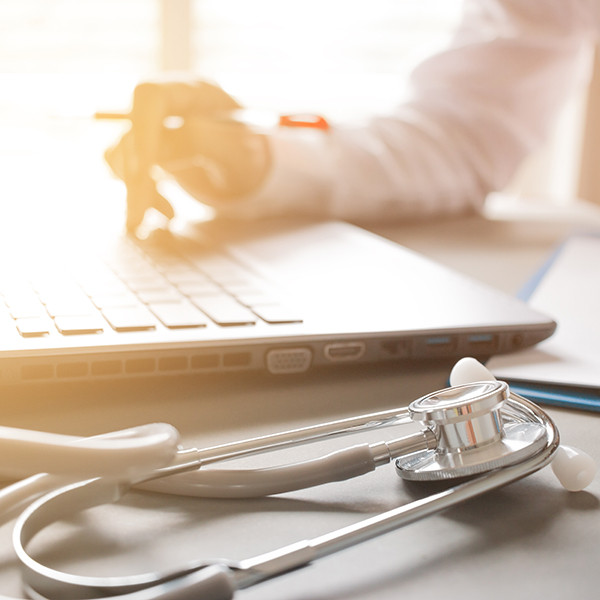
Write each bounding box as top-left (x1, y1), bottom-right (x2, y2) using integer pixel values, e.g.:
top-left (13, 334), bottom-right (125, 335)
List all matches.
top-left (0, 0), bottom-right (465, 236)
top-left (0, 0), bottom-right (462, 115)
top-left (192, 0), bottom-right (462, 116)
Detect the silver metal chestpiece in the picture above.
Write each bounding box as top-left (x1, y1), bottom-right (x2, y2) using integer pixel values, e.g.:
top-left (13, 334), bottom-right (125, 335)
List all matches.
top-left (410, 381), bottom-right (505, 453)
top-left (395, 381), bottom-right (547, 481)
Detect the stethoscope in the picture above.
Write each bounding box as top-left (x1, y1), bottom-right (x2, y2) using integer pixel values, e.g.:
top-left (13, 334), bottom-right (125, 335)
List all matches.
top-left (2, 358), bottom-right (596, 600)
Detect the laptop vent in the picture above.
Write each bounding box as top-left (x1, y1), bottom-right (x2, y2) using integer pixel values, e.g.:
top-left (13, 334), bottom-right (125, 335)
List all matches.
top-left (16, 350), bottom-right (254, 383)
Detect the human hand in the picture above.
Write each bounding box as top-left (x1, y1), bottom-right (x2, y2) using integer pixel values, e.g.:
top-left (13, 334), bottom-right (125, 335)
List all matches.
top-left (104, 80), bottom-right (272, 232)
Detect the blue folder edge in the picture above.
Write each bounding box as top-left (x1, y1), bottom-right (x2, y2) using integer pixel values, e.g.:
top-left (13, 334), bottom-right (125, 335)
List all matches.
top-left (517, 230), bottom-right (600, 302)
top-left (495, 230), bottom-right (600, 413)
top-left (508, 381), bottom-right (600, 413)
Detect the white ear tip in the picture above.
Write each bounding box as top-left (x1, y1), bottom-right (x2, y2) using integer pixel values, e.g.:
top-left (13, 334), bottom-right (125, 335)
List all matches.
top-left (449, 357), bottom-right (497, 386)
top-left (551, 445), bottom-right (597, 492)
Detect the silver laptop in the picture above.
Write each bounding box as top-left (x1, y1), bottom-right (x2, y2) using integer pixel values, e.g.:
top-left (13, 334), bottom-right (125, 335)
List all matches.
top-left (0, 218), bottom-right (555, 384)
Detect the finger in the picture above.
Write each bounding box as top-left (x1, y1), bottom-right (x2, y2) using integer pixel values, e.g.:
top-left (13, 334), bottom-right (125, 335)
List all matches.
top-left (125, 179), bottom-right (153, 232)
top-left (151, 189), bottom-right (175, 220)
top-left (106, 129), bottom-right (174, 229)
top-left (104, 137), bottom-right (127, 180)
top-left (126, 183), bottom-right (174, 233)
top-left (130, 86), bottom-right (166, 179)
top-left (123, 131), bottom-right (153, 232)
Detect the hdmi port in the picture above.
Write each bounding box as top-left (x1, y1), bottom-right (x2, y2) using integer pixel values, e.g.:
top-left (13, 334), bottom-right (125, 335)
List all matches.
top-left (324, 342), bottom-right (366, 362)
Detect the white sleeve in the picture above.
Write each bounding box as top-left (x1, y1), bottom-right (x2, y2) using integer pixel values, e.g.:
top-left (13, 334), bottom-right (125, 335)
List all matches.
top-left (216, 0), bottom-right (598, 221)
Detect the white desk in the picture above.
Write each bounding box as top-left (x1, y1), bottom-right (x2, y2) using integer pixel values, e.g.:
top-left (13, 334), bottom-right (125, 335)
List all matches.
top-left (0, 212), bottom-right (599, 600)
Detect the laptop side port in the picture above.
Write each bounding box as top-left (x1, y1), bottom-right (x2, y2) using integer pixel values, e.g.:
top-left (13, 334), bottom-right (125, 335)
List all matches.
top-left (414, 335), bottom-right (457, 356)
top-left (324, 341), bottom-right (366, 362)
top-left (266, 348), bottom-right (313, 374)
top-left (380, 339), bottom-right (411, 358)
top-left (467, 333), bottom-right (498, 355)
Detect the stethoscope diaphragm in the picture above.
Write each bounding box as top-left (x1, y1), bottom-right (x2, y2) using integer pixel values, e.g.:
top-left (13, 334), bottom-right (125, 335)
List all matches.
top-left (395, 381), bottom-right (548, 481)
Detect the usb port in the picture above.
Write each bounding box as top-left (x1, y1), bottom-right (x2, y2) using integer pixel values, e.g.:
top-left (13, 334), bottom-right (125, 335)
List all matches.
top-left (416, 335), bottom-right (457, 356)
top-left (426, 336), bottom-right (452, 346)
top-left (467, 333), bottom-right (498, 354)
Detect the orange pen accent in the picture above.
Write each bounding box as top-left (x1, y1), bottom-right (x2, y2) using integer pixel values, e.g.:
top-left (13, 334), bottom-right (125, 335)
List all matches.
top-left (278, 114), bottom-right (330, 131)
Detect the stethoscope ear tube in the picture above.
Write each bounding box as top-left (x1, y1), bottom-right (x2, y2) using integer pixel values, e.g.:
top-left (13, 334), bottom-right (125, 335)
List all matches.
top-left (22, 563), bottom-right (238, 600)
top-left (0, 423), bottom-right (180, 480)
top-left (137, 442), bottom-right (380, 498)
top-left (138, 430), bottom-right (435, 498)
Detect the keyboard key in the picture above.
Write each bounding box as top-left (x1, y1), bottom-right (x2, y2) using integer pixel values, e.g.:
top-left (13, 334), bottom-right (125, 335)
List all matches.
top-left (251, 304), bottom-right (303, 324)
top-left (162, 269), bottom-right (211, 284)
top-left (32, 278), bottom-right (81, 299)
top-left (191, 295), bottom-right (256, 326)
top-left (176, 281), bottom-right (223, 296)
top-left (2, 289), bottom-right (40, 307)
top-left (148, 301), bottom-right (208, 328)
top-left (234, 291), bottom-right (280, 307)
top-left (109, 262), bottom-right (157, 280)
top-left (79, 275), bottom-right (129, 296)
top-left (221, 282), bottom-right (267, 295)
top-left (15, 317), bottom-right (52, 337)
top-left (102, 307), bottom-right (156, 331)
top-left (123, 276), bottom-right (170, 292)
top-left (54, 315), bottom-right (104, 335)
top-left (2, 289), bottom-right (46, 318)
top-left (137, 289), bottom-right (183, 304)
top-left (44, 298), bottom-right (96, 318)
top-left (90, 292), bottom-right (139, 309)
top-left (191, 254), bottom-right (240, 274)
top-left (7, 302), bottom-right (46, 319)
top-left (193, 257), bottom-right (254, 283)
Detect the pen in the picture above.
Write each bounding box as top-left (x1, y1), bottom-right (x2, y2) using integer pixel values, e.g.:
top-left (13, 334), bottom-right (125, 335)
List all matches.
top-left (94, 109), bottom-right (330, 131)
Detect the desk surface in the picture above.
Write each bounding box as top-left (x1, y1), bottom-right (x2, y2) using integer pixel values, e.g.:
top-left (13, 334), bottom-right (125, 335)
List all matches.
top-left (1, 211), bottom-right (599, 600)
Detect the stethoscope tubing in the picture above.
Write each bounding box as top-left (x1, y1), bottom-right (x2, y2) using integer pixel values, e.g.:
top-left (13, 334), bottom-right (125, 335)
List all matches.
top-left (139, 430), bottom-right (436, 498)
top-left (0, 424), bottom-right (181, 528)
top-left (183, 406), bottom-right (413, 465)
top-left (13, 392), bottom-right (560, 600)
top-left (0, 424), bottom-right (180, 480)
top-left (0, 407), bottom-right (414, 529)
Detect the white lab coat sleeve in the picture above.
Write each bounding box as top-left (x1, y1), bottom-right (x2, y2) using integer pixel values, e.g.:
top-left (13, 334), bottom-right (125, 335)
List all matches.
top-left (213, 0), bottom-right (598, 221)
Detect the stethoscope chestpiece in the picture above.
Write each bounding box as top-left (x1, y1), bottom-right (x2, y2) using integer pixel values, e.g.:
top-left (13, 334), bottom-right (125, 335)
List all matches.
top-left (396, 381), bottom-right (548, 481)
top-left (409, 381), bottom-right (507, 453)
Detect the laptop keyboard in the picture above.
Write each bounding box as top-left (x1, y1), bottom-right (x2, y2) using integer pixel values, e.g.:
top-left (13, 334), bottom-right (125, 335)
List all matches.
top-left (0, 237), bottom-right (302, 338)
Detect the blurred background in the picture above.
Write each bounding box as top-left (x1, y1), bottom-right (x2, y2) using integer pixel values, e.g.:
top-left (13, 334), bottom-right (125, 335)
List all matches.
top-left (0, 0), bottom-right (593, 240)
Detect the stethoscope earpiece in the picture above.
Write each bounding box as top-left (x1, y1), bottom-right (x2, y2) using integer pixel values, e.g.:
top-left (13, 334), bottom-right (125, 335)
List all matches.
top-left (551, 445), bottom-right (597, 492)
top-left (448, 355), bottom-right (499, 386)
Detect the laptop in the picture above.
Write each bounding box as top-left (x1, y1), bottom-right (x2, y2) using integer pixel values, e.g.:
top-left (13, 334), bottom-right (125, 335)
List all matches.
top-left (0, 217), bottom-right (555, 384)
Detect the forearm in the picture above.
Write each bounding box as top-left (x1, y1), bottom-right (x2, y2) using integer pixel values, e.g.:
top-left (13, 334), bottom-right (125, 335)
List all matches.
top-left (228, 0), bottom-right (596, 222)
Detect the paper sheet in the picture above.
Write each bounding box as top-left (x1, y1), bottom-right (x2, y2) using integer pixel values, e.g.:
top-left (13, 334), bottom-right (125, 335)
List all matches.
top-left (488, 234), bottom-right (600, 389)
